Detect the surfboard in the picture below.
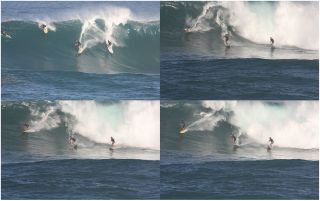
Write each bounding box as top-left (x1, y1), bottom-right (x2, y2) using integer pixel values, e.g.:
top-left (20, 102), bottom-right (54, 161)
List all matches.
top-left (107, 44), bottom-right (113, 54)
top-left (2, 34), bottom-right (11, 39)
top-left (78, 47), bottom-right (85, 54)
top-left (43, 27), bottom-right (48, 34)
top-left (109, 147), bottom-right (114, 151)
top-left (179, 128), bottom-right (188, 134)
top-left (22, 129), bottom-right (34, 133)
top-left (184, 28), bottom-right (192, 33)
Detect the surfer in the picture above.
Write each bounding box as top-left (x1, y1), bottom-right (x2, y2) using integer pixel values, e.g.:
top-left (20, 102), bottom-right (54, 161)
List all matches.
top-left (224, 34), bottom-right (230, 47)
top-left (74, 40), bottom-right (81, 49)
top-left (40, 24), bottom-right (47, 31)
top-left (111, 136), bottom-right (115, 146)
top-left (268, 137), bottom-right (274, 147)
top-left (106, 40), bottom-right (112, 48)
top-left (184, 27), bottom-right (192, 33)
top-left (180, 120), bottom-right (186, 130)
top-left (69, 136), bottom-right (76, 145)
top-left (270, 37), bottom-right (274, 47)
top-left (69, 136), bottom-right (77, 149)
top-left (1, 31), bottom-right (11, 38)
top-left (22, 123), bottom-right (30, 133)
top-left (231, 134), bottom-right (237, 144)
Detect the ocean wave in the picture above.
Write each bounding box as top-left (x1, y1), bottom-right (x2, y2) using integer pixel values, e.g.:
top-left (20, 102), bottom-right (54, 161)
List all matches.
top-left (2, 18), bottom-right (159, 74)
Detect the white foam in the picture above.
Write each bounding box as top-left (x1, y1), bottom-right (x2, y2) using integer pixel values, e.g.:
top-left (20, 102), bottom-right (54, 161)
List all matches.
top-left (59, 101), bottom-right (160, 150)
top-left (201, 101), bottom-right (319, 150)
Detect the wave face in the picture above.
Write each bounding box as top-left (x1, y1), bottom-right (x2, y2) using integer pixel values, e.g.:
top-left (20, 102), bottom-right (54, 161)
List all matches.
top-left (2, 101), bottom-right (160, 163)
top-left (161, 101), bottom-right (319, 162)
top-left (2, 2), bottom-right (160, 74)
top-left (161, 1), bottom-right (319, 59)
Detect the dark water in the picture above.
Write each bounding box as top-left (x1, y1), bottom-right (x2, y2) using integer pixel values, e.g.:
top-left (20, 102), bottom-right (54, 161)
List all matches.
top-left (2, 159), bottom-right (160, 199)
top-left (2, 69), bottom-right (159, 100)
top-left (161, 59), bottom-right (319, 100)
top-left (161, 159), bottom-right (318, 199)
top-left (1, 1), bottom-right (160, 100)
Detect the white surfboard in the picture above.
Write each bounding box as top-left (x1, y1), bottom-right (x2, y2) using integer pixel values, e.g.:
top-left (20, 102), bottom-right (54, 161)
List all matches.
top-left (23, 129), bottom-right (34, 133)
top-left (179, 128), bottom-right (188, 134)
top-left (43, 27), bottom-right (48, 34)
top-left (107, 44), bottom-right (113, 54)
top-left (78, 47), bottom-right (85, 54)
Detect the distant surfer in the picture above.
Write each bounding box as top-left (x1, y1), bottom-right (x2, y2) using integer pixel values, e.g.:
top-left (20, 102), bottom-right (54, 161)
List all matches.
top-left (22, 123), bottom-right (30, 133)
top-left (75, 40), bottom-right (84, 55)
top-left (184, 27), bottom-right (192, 33)
top-left (180, 120), bottom-right (186, 130)
top-left (39, 24), bottom-right (48, 34)
top-left (69, 136), bottom-right (77, 149)
top-left (105, 40), bottom-right (113, 53)
top-left (268, 137), bottom-right (274, 150)
top-left (270, 37), bottom-right (274, 48)
top-left (75, 40), bottom-right (81, 49)
top-left (109, 136), bottom-right (115, 151)
top-left (224, 34), bottom-right (230, 47)
top-left (179, 120), bottom-right (188, 134)
top-left (111, 136), bottom-right (115, 146)
top-left (231, 134), bottom-right (237, 144)
top-left (1, 31), bottom-right (11, 38)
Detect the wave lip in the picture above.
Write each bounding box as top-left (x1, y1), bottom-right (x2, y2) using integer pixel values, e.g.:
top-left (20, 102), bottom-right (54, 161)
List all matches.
top-left (2, 18), bottom-right (160, 74)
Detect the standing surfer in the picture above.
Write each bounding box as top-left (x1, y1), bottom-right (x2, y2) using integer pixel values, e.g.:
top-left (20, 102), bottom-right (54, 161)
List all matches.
top-left (231, 134), bottom-right (237, 144)
top-left (270, 37), bottom-right (275, 48)
top-left (224, 34), bottom-right (230, 47)
top-left (111, 136), bottom-right (115, 147)
top-left (268, 137), bottom-right (274, 150)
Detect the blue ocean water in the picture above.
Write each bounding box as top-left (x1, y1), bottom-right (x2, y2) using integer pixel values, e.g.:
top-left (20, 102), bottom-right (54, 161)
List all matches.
top-left (160, 101), bottom-right (319, 199)
top-left (161, 59), bottom-right (318, 100)
top-left (161, 160), bottom-right (318, 199)
top-left (160, 2), bottom-right (319, 100)
top-left (2, 159), bottom-right (160, 199)
top-left (1, 1), bottom-right (160, 100)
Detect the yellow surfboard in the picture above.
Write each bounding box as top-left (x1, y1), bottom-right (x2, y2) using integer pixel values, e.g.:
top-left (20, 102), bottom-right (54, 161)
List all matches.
top-left (43, 27), bottom-right (48, 34)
